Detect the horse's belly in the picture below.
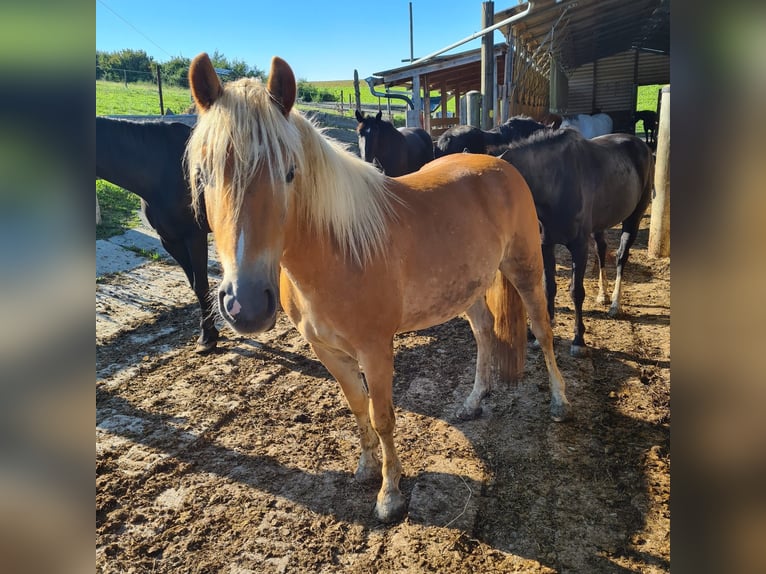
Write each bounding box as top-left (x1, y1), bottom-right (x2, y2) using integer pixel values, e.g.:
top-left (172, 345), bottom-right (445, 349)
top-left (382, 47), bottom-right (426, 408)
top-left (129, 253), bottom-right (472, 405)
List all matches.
top-left (397, 266), bottom-right (495, 332)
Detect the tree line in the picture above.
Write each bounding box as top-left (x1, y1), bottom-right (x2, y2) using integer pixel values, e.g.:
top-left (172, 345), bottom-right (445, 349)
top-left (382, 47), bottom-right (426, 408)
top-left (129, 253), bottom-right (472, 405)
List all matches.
top-left (96, 49), bottom-right (265, 87)
top-left (96, 49), bottom-right (339, 103)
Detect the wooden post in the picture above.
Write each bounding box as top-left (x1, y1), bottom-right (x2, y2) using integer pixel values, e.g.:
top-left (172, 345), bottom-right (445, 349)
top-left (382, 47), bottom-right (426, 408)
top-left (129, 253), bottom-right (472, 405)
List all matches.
top-left (649, 86), bottom-right (670, 258)
top-left (480, 1), bottom-right (494, 130)
top-left (353, 70), bottom-right (361, 112)
top-left (156, 64), bottom-right (164, 115)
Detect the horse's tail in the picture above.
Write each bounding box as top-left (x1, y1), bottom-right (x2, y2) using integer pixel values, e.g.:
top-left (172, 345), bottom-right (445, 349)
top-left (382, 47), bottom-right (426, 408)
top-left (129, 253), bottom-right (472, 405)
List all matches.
top-left (485, 270), bottom-right (527, 384)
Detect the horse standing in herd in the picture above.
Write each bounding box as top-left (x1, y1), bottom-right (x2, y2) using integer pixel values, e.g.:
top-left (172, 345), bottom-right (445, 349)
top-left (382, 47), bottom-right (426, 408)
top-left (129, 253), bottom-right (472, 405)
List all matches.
top-left (96, 117), bottom-right (219, 352)
top-left (186, 52), bottom-right (572, 523)
top-left (499, 128), bottom-right (654, 356)
top-left (559, 112), bottom-right (613, 139)
top-left (433, 115), bottom-right (550, 157)
top-left (355, 110), bottom-right (433, 176)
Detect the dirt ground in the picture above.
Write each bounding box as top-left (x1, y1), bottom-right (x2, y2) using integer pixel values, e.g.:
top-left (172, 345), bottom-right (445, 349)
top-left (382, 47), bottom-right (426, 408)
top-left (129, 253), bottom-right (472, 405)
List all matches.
top-left (96, 121), bottom-right (670, 573)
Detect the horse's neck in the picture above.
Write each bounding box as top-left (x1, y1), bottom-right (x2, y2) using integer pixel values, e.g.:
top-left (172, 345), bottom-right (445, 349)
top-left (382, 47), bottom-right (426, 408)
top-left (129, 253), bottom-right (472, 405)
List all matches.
top-left (483, 130), bottom-right (505, 145)
top-left (96, 121), bottom-right (173, 200)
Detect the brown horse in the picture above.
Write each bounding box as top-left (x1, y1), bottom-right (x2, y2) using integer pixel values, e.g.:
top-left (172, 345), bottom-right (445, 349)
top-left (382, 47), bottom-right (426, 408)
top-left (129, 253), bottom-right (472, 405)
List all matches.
top-left (186, 53), bottom-right (572, 523)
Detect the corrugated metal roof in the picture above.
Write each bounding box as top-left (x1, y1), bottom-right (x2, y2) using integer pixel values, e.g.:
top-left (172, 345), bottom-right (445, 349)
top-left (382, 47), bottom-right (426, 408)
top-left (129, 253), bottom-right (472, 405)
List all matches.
top-left (494, 0), bottom-right (670, 75)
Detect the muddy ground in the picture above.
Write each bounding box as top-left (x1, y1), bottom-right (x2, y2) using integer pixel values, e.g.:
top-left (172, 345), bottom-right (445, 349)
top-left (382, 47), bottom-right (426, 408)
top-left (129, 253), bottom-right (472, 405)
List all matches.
top-left (96, 119), bottom-right (670, 573)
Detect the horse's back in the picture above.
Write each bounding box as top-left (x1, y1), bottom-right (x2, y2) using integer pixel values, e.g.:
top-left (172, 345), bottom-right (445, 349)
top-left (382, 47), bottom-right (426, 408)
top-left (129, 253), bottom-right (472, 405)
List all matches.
top-left (589, 133), bottom-right (653, 229)
top-left (396, 153), bottom-right (537, 233)
top-left (435, 125), bottom-right (485, 156)
top-left (561, 113), bottom-right (612, 139)
top-left (386, 153), bottom-right (540, 331)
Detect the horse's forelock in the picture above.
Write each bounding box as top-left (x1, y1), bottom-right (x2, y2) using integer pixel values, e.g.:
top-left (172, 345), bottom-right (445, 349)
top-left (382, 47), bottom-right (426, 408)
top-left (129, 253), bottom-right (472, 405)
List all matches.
top-left (187, 77), bottom-right (303, 221)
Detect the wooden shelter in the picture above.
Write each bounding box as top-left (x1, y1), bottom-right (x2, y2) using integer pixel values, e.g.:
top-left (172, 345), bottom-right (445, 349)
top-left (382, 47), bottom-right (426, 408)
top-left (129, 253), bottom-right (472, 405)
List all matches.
top-left (364, 0), bottom-right (669, 136)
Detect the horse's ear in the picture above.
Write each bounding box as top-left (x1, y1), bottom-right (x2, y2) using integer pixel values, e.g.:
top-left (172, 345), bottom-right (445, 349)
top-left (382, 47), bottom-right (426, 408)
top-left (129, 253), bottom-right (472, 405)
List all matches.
top-left (355, 109), bottom-right (364, 122)
top-left (375, 111), bottom-right (382, 121)
top-left (267, 57), bottom-right (296, 117)
top-left (189, 53), bottom-right (223, 112)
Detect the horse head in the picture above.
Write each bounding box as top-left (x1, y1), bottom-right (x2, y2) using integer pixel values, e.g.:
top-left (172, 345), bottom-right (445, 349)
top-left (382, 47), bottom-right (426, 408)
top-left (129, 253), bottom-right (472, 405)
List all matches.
top-left (355, 110), bottom-right (385, 164)
top-left (187, 52), bottom-right (300, 334)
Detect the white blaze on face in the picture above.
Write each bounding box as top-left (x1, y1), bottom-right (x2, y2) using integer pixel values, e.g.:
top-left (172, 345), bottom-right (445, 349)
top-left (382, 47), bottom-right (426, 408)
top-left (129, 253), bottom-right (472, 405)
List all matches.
top-left (236, 228), bottom-right (246, 268)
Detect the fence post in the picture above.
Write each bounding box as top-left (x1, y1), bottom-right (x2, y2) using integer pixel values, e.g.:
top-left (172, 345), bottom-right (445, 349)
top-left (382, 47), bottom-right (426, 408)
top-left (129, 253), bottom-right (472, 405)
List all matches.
top-left (156, 64), bottom-right (165, 115)
top-left (648, 86), bottom-right (670, 258)
top-left (354, 70), bottom-right (361, 112)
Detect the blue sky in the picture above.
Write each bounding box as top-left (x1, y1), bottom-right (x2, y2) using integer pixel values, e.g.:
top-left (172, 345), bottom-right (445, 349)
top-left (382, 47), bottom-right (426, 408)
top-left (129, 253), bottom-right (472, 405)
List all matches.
top-left (96, 0), bottom-right (522, 81)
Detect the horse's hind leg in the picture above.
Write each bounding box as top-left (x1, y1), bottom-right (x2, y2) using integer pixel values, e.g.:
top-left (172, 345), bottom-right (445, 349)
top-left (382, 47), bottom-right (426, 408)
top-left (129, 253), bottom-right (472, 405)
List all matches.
top-left (609, 222), bottom-right (640, 317)
top-left (310, 343), bottom-right (382, 484)
top-left (593, 231), bottom-right (609, 305)
top-left (456, 298), bottom-right (495, 420)
top-left (542, 242), bottom-right (557, 325)
top-left (500, 260), bottom-right (573, 422)
top-left (567, 239), bottom-right (590, 357)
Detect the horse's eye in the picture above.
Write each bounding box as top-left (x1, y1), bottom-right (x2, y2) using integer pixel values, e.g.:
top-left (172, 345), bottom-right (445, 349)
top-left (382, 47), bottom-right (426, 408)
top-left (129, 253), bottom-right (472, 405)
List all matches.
top-left (285, 166), bottom-right (295, 183)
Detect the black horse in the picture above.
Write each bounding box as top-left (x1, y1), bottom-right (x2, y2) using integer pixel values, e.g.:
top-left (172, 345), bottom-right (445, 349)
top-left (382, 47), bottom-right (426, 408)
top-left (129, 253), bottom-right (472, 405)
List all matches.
top-left (499, 129), bottom-right (654, 356)
top-left (96, 116), bottom-right (219, 352)
top-left (355, 110), bottom-right (433, 176)
top-left (634, 110), bottom-right (657, 146)
top-left (434, 115), bottom-right (550, 157)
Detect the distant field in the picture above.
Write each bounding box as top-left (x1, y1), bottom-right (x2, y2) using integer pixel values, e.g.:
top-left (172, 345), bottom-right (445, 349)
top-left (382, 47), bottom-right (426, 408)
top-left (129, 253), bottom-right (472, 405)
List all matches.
top-left (636, 84), bottom-right (663, 112)
top-left (96, 80), bottom-right (193, 116)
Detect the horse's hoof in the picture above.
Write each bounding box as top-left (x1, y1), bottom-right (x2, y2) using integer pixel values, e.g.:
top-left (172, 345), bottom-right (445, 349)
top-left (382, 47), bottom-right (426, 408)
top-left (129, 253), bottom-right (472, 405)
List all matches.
top-left (570, 344), bottom-right (590, 358)
top-left (375, 492), bottom-right (407, 523)
top-left (550, 400), bottom-right (573, 422)
top-left (196, 329), bottom-right (220, 353)
top-left (455, 405), bottom-right (482, 421)
top-left (608, 306), bottom-right (620, 318)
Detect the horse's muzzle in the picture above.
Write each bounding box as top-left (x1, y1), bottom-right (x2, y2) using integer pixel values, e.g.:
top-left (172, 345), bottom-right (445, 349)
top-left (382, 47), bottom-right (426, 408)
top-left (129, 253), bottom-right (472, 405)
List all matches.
top-left (218, 279), bottom-right (278, 333)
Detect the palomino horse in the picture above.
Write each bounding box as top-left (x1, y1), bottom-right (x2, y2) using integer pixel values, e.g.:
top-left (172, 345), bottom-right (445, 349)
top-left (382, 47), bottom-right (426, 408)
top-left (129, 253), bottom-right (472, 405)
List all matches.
top-left (97, 117), bottom-right (219, 352)
top-left (499, 128), bottom-right (654, 356)
top-left (186, 53), bottom-right (572, 523)
top-left (355, 110), bottom-right (433, 176)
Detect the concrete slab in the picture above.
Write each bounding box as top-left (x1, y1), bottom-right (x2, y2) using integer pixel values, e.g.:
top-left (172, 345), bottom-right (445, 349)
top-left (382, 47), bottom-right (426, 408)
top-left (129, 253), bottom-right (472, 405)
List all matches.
top-left (96, 239), bottom-right (150, 277)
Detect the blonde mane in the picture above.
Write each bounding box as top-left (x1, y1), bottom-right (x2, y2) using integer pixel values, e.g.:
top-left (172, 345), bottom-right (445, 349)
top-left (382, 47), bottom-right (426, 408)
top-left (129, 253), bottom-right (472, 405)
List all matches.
top-left (186, 76), bottom-right (397, 265)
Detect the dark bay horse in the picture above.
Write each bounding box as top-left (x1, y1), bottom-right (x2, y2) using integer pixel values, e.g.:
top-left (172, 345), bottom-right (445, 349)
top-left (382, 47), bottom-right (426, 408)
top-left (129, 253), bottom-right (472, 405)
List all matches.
top-left (634, 110), bottom-right (657, 146)
top-left (354, 110), bottom-right (433, 176)
top-left (187, 53), bottom-right (572, 523)
top-left (96, 116), bottom-right (219, 352)
top-left (499, 128), bottom-right (654, 356)
top-left (434, 115), bottom-right (550, 157)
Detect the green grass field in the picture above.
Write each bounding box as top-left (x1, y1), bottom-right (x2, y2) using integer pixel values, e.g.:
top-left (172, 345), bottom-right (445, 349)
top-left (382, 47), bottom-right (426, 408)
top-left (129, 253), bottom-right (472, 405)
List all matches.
top-left (636, 84), bottom-right (663, 112)
top-left (96, 179), bottom-right (141, 240)
top-left (96, 80), bottom-right (193, 116)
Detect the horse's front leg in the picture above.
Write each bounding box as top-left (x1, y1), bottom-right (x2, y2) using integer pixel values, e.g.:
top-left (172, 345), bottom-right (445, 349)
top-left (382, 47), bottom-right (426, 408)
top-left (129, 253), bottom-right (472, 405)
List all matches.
top-left (359, 345), bottom-right (405, 523)
top-left (310, 343), bottom-right (381, 483)
top-left (568, 239), bottom-right (590, 357)
top-left (188, 233), bottom-right (219, 353)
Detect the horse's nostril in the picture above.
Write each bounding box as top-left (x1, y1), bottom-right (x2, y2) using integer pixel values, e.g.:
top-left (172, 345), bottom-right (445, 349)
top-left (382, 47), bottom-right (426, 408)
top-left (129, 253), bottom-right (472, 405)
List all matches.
top-left (219, 288), bottom-right (241, 318)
